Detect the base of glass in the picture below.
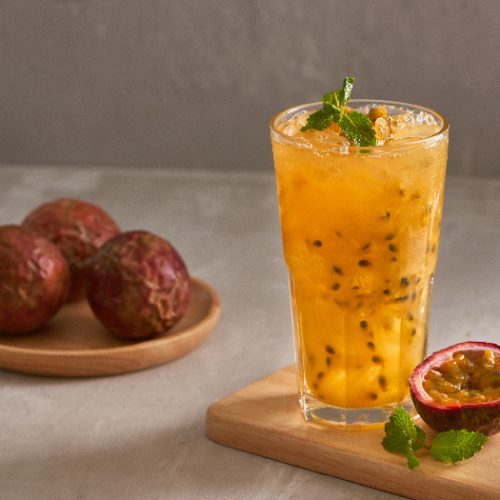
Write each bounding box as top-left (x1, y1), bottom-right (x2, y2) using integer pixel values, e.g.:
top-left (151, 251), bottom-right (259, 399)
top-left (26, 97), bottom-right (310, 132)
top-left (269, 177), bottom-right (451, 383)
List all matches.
top-left (300, 393), bottom-right (415, 426)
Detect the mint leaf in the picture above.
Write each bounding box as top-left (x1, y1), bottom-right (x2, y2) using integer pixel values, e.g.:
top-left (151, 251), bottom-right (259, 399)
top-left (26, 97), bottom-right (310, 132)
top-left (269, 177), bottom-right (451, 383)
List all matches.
top-left (406, 449), bottom-right (420, 470)
top-left (339, 111), bottom-right (377, 147)
top-left (430, 430), bottom-right (488, 464)
top-left (414, 426), bottom-right (426, 451)
top-left (300, 107), bottom-right (336, 131)
top-left (382, 409), bottom-right (489, 469)
top-left (382, 407), bottom-right (424, 453)
top-left (323, 76), bottom-right (354, 108)
top-left (382, 407), bottom-right (426, 469)
top-left (300, 76), bottom-right (377, 147)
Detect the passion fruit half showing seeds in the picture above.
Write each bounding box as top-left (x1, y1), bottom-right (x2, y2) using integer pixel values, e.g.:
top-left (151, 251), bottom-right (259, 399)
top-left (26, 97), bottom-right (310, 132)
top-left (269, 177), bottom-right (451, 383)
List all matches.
top-left (86, 230), bottom-right (191, 340)
top-left (410, 341), bottom-right (500, 435)
top-left (23, 198), bottom-right (120, 301)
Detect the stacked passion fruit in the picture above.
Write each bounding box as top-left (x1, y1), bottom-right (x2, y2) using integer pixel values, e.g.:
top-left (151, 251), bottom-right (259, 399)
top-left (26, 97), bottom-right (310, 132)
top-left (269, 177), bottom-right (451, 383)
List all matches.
top-left (410, 342), bottom-right (500, 435)
top-left (0, 225), bottom-right (70, 334)
top-left (23, 198), bottom-right (121, 301)
top-left (0, 198), bottom-right (190, 339)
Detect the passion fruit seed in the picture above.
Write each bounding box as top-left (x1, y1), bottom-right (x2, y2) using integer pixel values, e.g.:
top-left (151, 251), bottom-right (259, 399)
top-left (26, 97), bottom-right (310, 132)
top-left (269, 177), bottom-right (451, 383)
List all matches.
top-left (333, 265), bottom-right (343, 275)
top-left (325, 345), bottom-right (335, 354)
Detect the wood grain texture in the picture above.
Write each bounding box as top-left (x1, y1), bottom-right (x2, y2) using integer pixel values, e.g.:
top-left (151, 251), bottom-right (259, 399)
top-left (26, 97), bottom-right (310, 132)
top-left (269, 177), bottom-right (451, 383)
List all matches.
top-left (0, 277), bottom-right (220, 377)
top-left (206, 366), bottom-right (499, 500)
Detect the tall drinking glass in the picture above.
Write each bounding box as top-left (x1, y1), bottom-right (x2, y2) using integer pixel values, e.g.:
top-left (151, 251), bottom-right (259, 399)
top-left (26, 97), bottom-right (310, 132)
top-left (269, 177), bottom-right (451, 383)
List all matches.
top-left (270, 100), bottom-right (449, 425)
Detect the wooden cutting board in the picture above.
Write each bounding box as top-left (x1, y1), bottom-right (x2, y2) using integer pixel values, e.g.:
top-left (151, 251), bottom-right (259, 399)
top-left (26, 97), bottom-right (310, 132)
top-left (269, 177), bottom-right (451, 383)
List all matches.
top-left (206, 366), bottom-right (499, 500)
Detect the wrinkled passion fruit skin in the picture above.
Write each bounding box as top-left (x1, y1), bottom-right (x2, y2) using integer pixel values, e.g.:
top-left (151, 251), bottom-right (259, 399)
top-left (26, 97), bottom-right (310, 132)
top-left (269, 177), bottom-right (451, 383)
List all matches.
top-left (23, 198), bottom-right (120, 301)
top-left (410, 342), bottom-right (500, 435)
top-left (87, 230), bottom-right (191, 339)
top-left (0, 225), bottom-right (70, 334)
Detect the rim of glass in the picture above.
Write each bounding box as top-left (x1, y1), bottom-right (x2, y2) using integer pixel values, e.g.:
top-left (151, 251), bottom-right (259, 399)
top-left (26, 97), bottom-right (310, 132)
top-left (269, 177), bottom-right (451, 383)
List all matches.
top-left (270, 99), bottom-right (449, 154)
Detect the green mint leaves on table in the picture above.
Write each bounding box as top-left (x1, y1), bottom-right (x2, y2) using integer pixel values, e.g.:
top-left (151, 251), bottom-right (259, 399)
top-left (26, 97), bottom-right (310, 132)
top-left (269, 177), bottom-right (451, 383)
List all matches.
top-left (300, 76), bottom-right (377, 147)
top-left (382, 407), bottom-right (425, 469)
top-left (430, 429), bottom-right (488, 464)
top-left (382, 407), bottom-right (488, 470)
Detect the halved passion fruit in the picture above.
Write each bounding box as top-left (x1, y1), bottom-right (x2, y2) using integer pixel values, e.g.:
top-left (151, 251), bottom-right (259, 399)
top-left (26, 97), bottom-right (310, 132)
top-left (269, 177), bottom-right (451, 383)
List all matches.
top-left (410, 341), bottom-right (500, 435)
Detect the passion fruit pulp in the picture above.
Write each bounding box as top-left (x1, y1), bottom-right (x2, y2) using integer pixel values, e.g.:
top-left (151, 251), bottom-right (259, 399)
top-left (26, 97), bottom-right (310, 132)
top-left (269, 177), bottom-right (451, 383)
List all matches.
top-left (410, 341), bottom-right (500, 435)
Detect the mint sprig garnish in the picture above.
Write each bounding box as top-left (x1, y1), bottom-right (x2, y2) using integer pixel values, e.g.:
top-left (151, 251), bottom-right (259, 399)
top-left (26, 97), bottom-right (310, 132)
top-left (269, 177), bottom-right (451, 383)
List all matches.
top-left (323, 76), bottom-right (354, 108)
top-left (430, 429), bottom-right (488, 464)
top-left (382, 407), bottom-right (426, 469)
top-left (339, 111), bottom-right (378, 147)
top-left (382, 408), bottom-right (488, 469)
top-left (300, 76), bottom-right (377, 147)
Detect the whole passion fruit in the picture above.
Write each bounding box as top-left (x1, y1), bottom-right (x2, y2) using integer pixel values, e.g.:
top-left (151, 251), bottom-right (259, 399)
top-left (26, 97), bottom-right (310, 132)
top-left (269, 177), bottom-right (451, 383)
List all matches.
top-left (0, 225), bottom-right (70, 334)
top-left (86, 230), bottom-right (191, 339)
top-left (410, 341), bottom-right (500, 435)
top-left (23, 198), bottom-right (120, 301)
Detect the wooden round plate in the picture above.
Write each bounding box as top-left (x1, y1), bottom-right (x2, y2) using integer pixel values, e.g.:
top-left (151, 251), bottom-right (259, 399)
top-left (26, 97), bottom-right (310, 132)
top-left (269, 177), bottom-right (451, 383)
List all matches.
top-left (0, 277), bottom-right (220, 377)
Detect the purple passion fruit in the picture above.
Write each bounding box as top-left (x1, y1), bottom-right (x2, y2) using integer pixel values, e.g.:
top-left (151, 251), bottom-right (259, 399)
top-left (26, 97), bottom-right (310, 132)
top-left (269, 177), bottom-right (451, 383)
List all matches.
top-left (410, 341), bottom-right (500, 435)
top-left (23, 198), bottom-right (120, 301)
top-left (86, 230), bottom-right (191, 339)
top-left (0, 225), bottom-right (70, 334)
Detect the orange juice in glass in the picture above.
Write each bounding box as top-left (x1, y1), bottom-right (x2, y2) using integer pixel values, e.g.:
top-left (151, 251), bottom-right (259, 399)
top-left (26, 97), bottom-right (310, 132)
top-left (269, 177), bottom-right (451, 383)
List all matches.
top-left (270, 95), bottom-right (448, 425)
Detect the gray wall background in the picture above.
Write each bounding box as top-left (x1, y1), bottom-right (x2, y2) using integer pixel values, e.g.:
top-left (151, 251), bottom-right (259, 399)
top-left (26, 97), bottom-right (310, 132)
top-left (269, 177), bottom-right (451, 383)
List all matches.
top-left (1, 0), bottom-right (500, 176)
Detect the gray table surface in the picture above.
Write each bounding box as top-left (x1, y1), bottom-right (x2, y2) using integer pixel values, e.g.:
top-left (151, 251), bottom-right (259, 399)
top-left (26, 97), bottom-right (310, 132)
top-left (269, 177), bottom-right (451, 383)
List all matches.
top-left (0, 166), bottom-right (498, 500)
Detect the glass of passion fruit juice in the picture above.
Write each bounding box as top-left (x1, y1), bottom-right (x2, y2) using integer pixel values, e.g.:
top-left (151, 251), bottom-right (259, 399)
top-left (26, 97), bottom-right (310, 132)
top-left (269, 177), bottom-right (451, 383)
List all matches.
top-left (270, 96), bottom-right (449, 425)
